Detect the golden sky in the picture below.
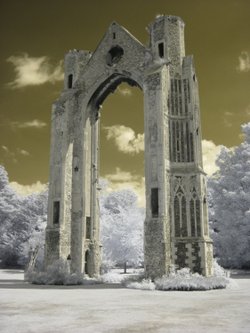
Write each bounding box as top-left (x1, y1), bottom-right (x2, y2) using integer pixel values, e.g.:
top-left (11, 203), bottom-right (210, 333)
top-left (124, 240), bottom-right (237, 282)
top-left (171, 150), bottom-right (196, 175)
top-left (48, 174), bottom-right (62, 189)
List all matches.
top-left (1, 0), bottom-right (250, 200)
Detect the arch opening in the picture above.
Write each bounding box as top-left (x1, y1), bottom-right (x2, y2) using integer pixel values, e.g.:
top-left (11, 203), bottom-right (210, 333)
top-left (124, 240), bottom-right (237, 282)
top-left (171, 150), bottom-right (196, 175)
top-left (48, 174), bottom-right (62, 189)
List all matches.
top-left (86, 77), bottom-right (144, 272)
top-left (88, 74), bottom-right (142, 110)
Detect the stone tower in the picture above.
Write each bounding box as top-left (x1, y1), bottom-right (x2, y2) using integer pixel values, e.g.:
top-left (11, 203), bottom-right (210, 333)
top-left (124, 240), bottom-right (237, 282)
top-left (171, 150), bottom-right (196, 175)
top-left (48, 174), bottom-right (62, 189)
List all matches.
top-left (45, 15), bottom-right (213, 278)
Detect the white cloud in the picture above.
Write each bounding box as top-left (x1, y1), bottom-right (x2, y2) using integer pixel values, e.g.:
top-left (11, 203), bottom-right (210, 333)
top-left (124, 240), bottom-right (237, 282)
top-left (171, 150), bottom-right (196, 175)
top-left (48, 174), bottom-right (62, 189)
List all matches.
top-left (17, 149), bottom-right (30, 156)
top-left (236, 51), bottom-right (250, 73)
top-left (1, 145), bottom-right (17, 163)
top-left (222, 111), bottom-right (233, 128)
top-left (11, 119), bottom-right (47, 129)
top-left (9, 181), bottom-right (47, 196)
top-left (224, 111), bottom-right (233, 117)
top-left (1, 145), bottom-right (30, 163)
top-left (202, 140), bottom-right (223, 176)
top-left (223, 118), bottom-right (233, 128)
top-left (245, 104), bottom-right (250, 116)
top-left (105, 168), bottom-right (138, 182)
top-left (103, 125), bottom-right (144, 154)
top-left (7, 53), bottom-right (63, 88)
top-left (104, 168), bottom-right (145, 207)
top-left (2, 145), bottom-right (9, 152)
top-left (117, 86), bottom-right (132, 96)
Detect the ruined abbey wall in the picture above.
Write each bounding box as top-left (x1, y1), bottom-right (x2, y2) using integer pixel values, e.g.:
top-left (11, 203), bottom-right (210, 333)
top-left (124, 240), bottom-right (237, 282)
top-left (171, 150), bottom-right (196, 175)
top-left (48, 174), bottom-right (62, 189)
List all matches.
top-left (45, 15), bottom-right (213, 278)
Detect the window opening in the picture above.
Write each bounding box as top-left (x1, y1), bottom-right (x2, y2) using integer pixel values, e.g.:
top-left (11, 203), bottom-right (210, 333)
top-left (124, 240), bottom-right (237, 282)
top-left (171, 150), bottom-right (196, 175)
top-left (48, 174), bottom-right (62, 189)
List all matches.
top-left (151, 188), bottom-right (159, 217)
top-left (53, 201), bottom-right (60, 224)
top-left (68, 74), bottom-right (73, 89)
top-left (158, 42), bottom-right (164, 58)
top-left (106, 46), bottom-right (124, 66)
top-left (174, 196), bottom-right (180, 237)
top-left (86, 216), bottom-right (91, 239)
top-left (85, 250), bottom-right (90, 275)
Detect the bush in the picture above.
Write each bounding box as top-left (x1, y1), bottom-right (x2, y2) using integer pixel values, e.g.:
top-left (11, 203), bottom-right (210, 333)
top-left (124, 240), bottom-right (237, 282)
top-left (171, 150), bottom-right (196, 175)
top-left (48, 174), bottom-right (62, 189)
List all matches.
top-left (25, 259), bottom-right (98, 285)
top-left (126, 263), bottom-right (234, 291)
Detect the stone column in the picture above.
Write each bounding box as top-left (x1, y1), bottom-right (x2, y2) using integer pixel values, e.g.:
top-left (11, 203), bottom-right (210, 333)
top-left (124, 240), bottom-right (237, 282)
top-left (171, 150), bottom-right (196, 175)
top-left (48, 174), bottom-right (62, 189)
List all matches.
top-left (88, 108), bottom-right (101, 276)
top-left (143, 65), bottom-right (172, 279)
top-left (70, 94), bottom-right (85, 273)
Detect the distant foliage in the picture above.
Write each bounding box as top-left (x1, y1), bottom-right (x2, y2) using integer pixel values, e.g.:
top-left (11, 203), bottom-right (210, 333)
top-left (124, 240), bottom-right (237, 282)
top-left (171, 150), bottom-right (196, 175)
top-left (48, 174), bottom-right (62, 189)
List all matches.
top-left (100, 187), bottom-right (144, 268)
top-left (0, 165), bottom-right (47, 268)
top-left (0, 167), bottom-right (144, 269)
top-left (208, 123), bottom-right (250, 269)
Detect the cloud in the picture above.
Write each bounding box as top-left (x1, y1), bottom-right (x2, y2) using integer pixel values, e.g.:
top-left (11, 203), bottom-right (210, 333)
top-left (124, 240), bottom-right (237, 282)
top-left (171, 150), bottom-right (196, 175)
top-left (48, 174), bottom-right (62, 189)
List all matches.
top-left (117, 86), bottom-right (132, 96)
top-left (223, 119), bottom-right (233, 128)
top-left (222, 110), bottom-right (234, 128)
top-left (236, 51), bottom-right (250, 73)
top-left (9, 181), bottom-right (47, 196)
top-left (11, 119), bottom-right (47, 129)
top-left (7, 53), bottom-right (63, 88)
top-left (17, 149), bottom-right (30, 156)
top-left (202, 140), bottom-right (223, 176)
top-left (1, 145), bottom-right (9, 152)
top-left (1, 145), bottom-right (17, 163)
top-left (224, 111), bottom-right (233, 117)
top-left (103, 167), bottom-right (145, 207)
top-left (245, 104), bottom-right (250, 116)
top-left (105, 168), bottom-right (138, 182)
top-left (1, 145), bottom-right (30, 163)
top-left (103, 125), bottom-right (144, 154)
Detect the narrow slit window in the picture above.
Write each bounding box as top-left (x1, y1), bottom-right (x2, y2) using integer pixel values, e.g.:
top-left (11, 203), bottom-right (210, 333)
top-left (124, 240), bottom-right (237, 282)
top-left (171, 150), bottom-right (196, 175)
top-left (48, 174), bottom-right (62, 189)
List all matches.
top-left (158, 42), bottom-right (164, 58)
top-left (53, 201), bottom-right (60, 224)
top-left (86, 216), bottom-right (91, 239)
top-left (113, 32), bottom-right (116, 39)
top-left (68, 74), bottom-right (73, 89)
top-left (151, 188), bottom-right (159, 217)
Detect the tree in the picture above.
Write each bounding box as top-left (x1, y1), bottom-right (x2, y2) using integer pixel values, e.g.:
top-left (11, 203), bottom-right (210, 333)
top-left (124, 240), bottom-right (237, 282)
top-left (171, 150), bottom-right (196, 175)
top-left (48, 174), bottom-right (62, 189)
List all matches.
top-left (208, 123), bottom-right (250, 268)
top-left (0, 165), bottom-right (144, 270)
top-left (100, 188), bottom-right (144, 271)
top-left (0, 165), bottom-right (47, 267)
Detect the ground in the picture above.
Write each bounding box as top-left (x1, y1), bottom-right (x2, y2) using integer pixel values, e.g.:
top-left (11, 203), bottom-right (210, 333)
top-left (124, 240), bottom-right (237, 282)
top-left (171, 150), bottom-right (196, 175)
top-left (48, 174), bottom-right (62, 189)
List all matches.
top-left (0, 269), bottom-right (250, 333)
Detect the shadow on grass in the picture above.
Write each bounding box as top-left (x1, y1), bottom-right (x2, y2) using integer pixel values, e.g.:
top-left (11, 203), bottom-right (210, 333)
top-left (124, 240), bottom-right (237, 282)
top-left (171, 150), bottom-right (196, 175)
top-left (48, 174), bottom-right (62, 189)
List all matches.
top-left (0, 280), bottom-right (125, 290)
top-left (230, 270), bottom-right (250, 279)
top-left (0, 271), bottom-right (125, 290)
top-left (1, 269), bottom-right (24, 274)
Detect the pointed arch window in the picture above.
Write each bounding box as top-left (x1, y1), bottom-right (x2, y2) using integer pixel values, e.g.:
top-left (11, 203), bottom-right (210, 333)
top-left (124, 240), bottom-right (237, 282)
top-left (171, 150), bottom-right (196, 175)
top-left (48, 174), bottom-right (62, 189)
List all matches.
top-left (190, 189), bottom-right (201, 237)
top-left (174, 186), bottom-right (187, 237)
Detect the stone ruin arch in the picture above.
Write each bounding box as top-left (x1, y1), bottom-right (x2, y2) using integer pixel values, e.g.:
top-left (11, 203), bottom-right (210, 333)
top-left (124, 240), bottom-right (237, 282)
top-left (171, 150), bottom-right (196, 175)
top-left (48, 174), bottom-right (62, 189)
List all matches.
top-left (45, 15), bottom-right (213, 278)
